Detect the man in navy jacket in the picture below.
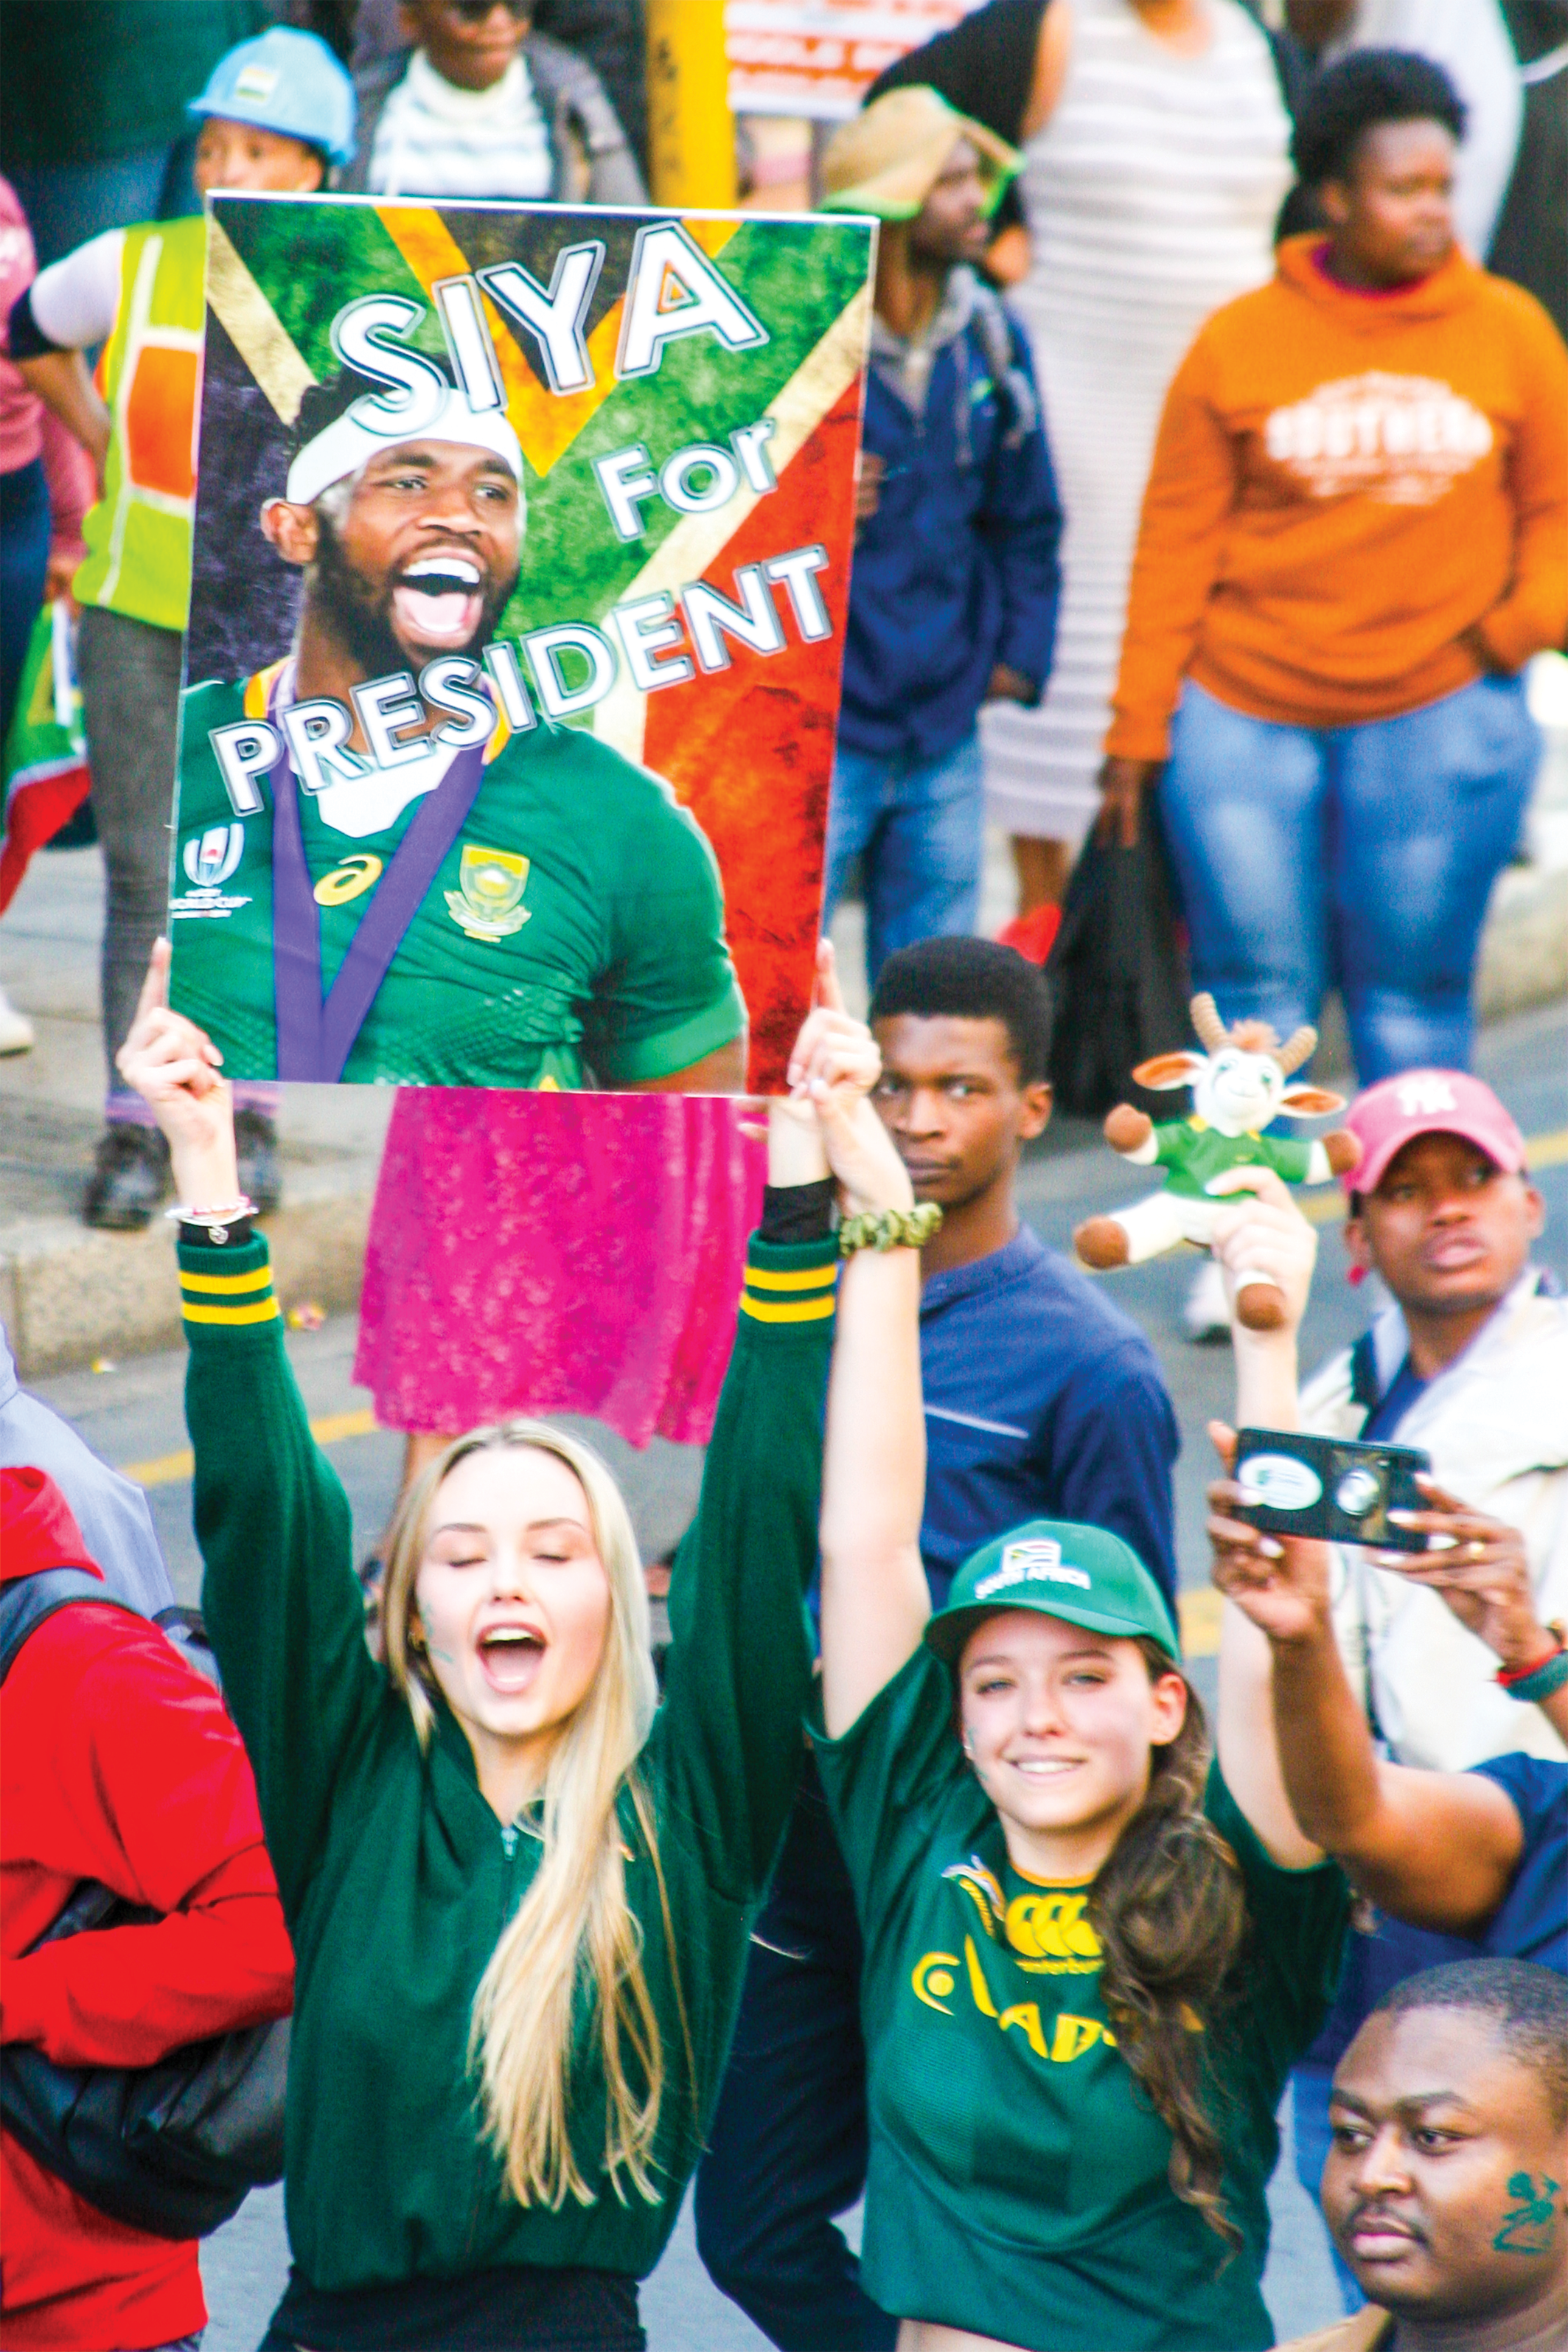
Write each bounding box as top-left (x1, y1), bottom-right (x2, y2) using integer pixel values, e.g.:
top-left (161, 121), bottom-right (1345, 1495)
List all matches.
top-left (871, 936), bottom-right (1179, 1608)
top-left (820, 87), bottom-right (1062, 987)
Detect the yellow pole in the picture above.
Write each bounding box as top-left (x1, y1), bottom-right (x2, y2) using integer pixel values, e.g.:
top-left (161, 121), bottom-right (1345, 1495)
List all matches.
top-left (646, 0), bottom-right (739, 209)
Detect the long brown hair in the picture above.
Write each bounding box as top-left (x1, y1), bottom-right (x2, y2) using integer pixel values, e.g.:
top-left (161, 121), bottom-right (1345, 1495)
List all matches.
top-left (1085, 1639), bottom-right (1247, 2253)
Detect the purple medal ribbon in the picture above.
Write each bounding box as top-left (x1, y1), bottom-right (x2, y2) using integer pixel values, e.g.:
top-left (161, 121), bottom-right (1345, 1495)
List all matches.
top-left (268, 722), bottom-right (489, 1083)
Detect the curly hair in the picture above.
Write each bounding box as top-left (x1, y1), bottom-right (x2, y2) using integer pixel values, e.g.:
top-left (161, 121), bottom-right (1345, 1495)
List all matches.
top-left (1291, 49), bottom-right (1467, 187)
top-left (869, 935), bottom-right (1053, 1083)
top-left (1086, 1639), bottom-right (1250, 2252)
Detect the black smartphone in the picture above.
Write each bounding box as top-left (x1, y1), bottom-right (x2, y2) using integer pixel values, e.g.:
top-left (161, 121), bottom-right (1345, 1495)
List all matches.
top-left (1232, 1428), bottom-right (1432, 1551)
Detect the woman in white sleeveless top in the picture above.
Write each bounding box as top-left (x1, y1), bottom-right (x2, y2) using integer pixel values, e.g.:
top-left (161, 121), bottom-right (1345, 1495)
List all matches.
top-left (983, 0), bottom-right (1292, 911)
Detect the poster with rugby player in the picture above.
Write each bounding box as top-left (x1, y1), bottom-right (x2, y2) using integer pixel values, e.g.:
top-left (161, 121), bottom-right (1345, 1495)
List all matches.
top-left (169, 194), bottom-right (873, 1093)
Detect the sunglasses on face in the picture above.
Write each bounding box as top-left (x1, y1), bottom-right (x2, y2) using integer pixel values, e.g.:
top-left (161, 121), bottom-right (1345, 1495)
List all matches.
top-left (445, 0), bottom-right (529, 20)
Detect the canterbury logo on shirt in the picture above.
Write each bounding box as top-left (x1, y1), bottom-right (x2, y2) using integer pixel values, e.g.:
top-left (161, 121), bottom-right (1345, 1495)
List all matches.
top-left (943, 1857), bottom-right (1104, 1975)
top-left (910, 1860), bottom-right (1206, 2068)
top-left (1264, 370), bottom-right (1493, 506)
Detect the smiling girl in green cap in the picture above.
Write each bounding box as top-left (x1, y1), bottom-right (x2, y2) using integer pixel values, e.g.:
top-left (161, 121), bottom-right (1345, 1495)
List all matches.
top-left (811, 1257), bottom-right (1352, 2348)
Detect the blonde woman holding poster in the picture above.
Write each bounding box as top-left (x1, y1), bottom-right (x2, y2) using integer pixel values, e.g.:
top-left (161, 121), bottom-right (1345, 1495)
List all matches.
top-left (116, 938), bottom-right (918, 2352)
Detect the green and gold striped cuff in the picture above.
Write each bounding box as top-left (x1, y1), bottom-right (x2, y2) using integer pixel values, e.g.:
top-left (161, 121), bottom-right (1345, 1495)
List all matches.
top-left (739, 1250), bottom-right (839, 1324)
top-left (178, 1246), bottom-right (278, 1329)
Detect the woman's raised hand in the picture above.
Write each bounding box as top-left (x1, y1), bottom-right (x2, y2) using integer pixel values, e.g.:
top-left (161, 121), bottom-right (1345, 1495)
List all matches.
top-left (116, 941), bottom-right (242, 1209)
top-left (784, 942), bottom-right (912, 1220)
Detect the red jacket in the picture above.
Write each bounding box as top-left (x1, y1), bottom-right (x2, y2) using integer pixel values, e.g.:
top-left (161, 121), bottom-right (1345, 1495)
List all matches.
top-left (1, 1466), bottom-right (294, 2352)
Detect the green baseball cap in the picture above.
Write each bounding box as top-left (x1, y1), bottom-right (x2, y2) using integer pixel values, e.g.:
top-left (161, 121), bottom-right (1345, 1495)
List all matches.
top-left (924, 1519), bottom-right (1181, 1666)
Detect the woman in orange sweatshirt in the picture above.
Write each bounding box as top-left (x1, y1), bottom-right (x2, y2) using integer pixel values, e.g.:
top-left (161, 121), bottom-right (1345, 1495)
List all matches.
top-left (1101, 49), bottom-right (1567, 1085)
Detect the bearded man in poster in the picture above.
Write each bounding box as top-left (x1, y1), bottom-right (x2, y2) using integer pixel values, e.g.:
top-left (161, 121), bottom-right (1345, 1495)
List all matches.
top-left (170, 372), bottom-right (746, 1092)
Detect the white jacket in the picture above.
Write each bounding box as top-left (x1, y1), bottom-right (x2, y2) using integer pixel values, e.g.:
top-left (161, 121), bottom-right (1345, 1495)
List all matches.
top-left (1299, 1272), bottom-right (1568, 1772)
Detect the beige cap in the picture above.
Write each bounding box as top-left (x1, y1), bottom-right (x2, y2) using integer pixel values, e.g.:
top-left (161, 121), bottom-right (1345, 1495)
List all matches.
top-left (820, 85), bottom-right (1020, 223)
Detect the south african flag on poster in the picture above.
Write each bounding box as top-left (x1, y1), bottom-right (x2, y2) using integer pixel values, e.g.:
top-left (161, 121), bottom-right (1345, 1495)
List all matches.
top-left (173, 194), bottom-right (874, 1093)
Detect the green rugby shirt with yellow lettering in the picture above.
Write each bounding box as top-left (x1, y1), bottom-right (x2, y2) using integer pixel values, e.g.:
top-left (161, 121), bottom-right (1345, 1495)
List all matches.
top-left (812, 1646), bottom-right (1349, 2352)
top-left (169, 667), bottom-right (745, 1088)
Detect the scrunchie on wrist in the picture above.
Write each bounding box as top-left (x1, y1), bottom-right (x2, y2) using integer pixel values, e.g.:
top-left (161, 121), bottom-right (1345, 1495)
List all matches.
top-left (838, 1204), bottom-right (943, 1256)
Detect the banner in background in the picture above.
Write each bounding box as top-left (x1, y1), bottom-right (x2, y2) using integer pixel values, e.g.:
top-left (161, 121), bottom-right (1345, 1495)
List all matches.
top-left (170, 193), bottom-right (872, 1093)
top-left (725, 0), bottom-right (983, 119)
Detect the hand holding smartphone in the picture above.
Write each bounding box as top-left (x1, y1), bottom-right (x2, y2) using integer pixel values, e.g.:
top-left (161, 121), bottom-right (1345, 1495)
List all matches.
top-left (1232, 1428), bottom-right (1432, 1553)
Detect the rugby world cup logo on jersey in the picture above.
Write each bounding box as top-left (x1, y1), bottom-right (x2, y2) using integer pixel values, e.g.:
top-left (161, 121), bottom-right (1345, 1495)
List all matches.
top-left (185, 824), bottom-right (244, 890)
top-left (172, 824), bottom-right (251, 919)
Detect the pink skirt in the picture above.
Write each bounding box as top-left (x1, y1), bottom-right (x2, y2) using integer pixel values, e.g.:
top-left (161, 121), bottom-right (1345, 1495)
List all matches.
top-left (353, 1090), bottom-right (768, 1447)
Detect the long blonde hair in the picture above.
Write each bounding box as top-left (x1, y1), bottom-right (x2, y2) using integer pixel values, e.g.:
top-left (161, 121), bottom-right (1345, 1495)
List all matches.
top-left (383, 1421), bottom-right (678, 2210)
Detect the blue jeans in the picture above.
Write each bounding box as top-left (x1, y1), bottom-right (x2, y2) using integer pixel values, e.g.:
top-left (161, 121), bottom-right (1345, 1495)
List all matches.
top-left (1159, 677), bottom-right (1539, 1082)
top-left (823, 732), bottom-right (983, 989)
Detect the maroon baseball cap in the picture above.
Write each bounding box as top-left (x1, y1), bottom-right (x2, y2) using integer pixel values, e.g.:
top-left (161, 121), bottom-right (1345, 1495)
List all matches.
top-left (1342, 1070), bottom-right (1528, 1198)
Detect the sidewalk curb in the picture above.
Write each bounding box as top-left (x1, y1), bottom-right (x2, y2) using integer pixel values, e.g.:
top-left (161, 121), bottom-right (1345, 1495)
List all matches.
top-left (1, 1166), bottom-right (377, 1379)
top-left (1477, 862), bottom-right (1568, 1023)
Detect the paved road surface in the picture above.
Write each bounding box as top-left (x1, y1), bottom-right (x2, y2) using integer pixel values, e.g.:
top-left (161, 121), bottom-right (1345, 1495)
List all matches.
top-left (24, 997), bottom-right (1568, 2349)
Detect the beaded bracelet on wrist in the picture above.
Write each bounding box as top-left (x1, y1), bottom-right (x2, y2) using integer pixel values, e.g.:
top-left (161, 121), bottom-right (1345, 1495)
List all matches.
top-left (1496, 1642), bottom-right (1568, 1706)
top-left (838, 1204), bottom-right (943, 1256)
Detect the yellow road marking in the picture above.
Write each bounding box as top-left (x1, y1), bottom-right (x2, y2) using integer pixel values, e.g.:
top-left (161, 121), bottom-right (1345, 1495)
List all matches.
top-left (120, 1407), bottom-right (377, 1489)
top-left (1178, 1587), bottom-right (1223, 1659)
top-left (1301, 1189), bottom-right (1344, 1225)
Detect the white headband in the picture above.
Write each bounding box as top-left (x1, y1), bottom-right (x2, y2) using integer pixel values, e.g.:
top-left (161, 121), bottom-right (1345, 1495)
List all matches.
top-left (285, 388), bottom-right (526, 507)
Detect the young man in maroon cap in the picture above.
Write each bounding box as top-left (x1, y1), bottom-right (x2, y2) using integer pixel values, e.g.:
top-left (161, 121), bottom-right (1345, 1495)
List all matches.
top-left (1200, 1071), bottom-right (1565, 2314)
top-left (1299, 1068), bottom-right (1563, 1778)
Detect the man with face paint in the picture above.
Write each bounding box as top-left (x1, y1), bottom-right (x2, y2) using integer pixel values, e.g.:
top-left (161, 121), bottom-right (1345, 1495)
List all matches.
top-left (1280, 1959), bottom-right (1568, 2352)
top-left (169, 372), bottom-right (746, 1091)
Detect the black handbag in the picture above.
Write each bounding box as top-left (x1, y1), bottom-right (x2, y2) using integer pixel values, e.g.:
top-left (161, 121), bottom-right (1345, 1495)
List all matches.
top-left (0, 1568), bottom-right (290, 2239)
top-left (1044, 823), bottom-right (1191, 1119)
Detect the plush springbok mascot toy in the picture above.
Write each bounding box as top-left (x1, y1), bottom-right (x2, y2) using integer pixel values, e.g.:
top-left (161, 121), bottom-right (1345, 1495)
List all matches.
top-left (1073, 995), bottom-right (1362, 1329)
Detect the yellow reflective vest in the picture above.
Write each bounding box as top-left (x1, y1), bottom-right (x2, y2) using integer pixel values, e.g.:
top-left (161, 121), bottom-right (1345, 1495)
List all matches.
top-left (74, 215), bottom-right (205, 634)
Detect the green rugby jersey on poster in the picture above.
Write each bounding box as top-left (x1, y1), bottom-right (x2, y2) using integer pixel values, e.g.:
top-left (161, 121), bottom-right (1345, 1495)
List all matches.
top-left (169, 665), bottom-right (745, 1088)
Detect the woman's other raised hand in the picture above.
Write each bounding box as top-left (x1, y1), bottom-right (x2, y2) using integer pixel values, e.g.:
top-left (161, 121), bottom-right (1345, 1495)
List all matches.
top-left (780, 941), bottom-right (912, 1219)
top-left (115, 941), bottom-right (241, 1210)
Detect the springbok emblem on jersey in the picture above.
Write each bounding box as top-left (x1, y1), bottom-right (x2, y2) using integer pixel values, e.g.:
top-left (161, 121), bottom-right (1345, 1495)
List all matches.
top-left (445, 846), bottom-right (531, 941)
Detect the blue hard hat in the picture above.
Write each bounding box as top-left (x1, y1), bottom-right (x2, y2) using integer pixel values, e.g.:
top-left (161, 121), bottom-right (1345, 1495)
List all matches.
top-left (188, 28), bottom-right (358, 169)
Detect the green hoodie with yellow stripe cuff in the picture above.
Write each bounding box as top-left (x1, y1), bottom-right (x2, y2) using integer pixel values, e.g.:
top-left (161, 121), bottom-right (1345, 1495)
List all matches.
top-left (177, 1228), bottom-right (835, 2291)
